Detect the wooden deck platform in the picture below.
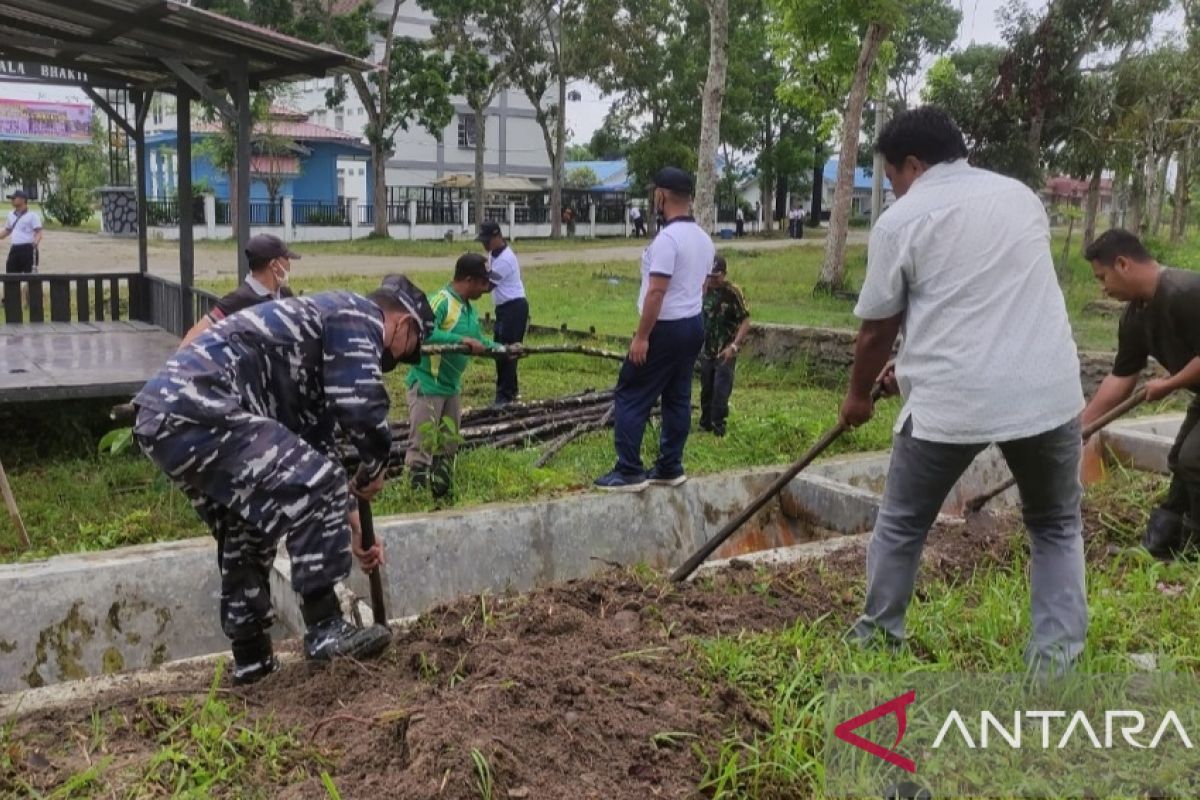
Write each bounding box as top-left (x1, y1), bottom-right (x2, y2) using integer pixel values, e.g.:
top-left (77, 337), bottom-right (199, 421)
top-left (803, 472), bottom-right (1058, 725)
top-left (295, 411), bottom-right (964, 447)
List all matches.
top-left (0, 321), bottom-right (179, 403)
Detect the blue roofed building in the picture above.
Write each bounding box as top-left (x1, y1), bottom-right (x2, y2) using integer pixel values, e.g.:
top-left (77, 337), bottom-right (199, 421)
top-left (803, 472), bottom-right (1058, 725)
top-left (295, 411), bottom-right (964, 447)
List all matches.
top-left (822, 158), bottom-right (893, 217)
top-left (143, 106), bottom-right (370, 206)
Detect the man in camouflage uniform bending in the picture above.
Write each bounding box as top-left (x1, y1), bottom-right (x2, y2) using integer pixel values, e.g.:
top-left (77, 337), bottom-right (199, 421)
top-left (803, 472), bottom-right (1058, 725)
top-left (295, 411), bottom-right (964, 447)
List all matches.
top-left (133, 275), bottom-right (434, 685)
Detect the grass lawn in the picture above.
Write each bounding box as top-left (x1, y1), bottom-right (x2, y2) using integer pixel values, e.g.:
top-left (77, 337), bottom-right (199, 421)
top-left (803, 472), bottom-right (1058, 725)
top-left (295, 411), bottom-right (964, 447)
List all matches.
top-left (154, 231), bottom-right (804, 259)
top-left (29, 201), bottom-right (102, 234)
top-left (0, 337), bottom-right (899, 562)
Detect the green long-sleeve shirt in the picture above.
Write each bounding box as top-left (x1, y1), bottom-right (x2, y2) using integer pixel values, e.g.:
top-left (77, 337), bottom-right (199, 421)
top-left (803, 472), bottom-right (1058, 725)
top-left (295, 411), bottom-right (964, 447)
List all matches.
top-left (405, 284), bottom-right (495, 396)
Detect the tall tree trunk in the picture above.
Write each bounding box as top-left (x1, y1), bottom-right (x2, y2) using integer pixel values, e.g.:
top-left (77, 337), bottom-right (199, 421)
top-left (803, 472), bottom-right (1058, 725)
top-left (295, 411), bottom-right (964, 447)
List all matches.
top-left (810, 142), bottom-right (823, 227)
top-left (1109, 169), bottom-right (1126, 230)
top-left (1083, 164), bottom-right (1102, 248)
top-left (760, 118), bottom-right (775, 231)
top-left (1149, 154), bottom-right (1169, 237)
top-left (1171, 137), bottom-right (1192, 244)
top-left (1129, 152), bottom-right (1146, 235)
top-left (472, 104), bottom-right (487, 228)
top-left (818, 21), bottom-right (890, 291)
top-left (372, 145), bottom-right (389, 236)
top-left (694, 0), bottom-right (730, 233)
top-left (551, 73), bottom-right (566, 238)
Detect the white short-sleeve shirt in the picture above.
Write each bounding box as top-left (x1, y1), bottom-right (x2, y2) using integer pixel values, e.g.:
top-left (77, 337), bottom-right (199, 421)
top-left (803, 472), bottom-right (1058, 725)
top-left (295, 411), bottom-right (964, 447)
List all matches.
top-left (5, 210), bottom-right (42, 245)
top-left (487, 245), bottom-right (526, 306)
top-left (855, 160), bottom-right (1083, 443)
top-left (638, 216), bottom-right (713, 320)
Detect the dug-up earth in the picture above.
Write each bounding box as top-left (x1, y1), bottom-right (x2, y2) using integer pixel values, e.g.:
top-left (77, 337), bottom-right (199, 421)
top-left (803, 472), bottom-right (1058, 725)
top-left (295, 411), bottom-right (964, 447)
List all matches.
top-left (4, 511), bottom-right (1029, 799)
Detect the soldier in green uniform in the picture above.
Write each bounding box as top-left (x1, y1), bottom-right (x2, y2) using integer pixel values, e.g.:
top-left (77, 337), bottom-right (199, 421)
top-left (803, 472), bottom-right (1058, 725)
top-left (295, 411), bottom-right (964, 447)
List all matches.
top-left (698, 255), bottom-right (751, 436)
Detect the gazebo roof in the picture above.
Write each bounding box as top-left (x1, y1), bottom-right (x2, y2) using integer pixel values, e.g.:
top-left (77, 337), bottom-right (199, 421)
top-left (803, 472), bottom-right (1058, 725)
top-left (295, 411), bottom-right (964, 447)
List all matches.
top-left (0, 0), bottom-right (374, 91)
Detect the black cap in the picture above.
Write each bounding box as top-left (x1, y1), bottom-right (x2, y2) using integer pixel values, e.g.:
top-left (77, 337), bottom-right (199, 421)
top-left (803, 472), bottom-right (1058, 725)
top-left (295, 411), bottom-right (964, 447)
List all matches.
top-left (652, 167), bottom-right (695, 196)
top-left (475, 221), bottom-right (503, 242)
top-left (454, 252), bottom-right (491, 281)
top-left (245, 233), bottom-right (300, 263)
top-left (7, 190), bottom-right (28, 200)
top-left (378, 273), bottom-right (435, 344)
top-left (710, 255), bottom-right (727, 275)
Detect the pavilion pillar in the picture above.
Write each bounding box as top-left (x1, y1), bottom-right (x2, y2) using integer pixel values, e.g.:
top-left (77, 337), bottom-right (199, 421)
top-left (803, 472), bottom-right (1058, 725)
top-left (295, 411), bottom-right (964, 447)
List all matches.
top-left (133, 91), bottom-right (149, 278)
top-left (234, 58), bottom-right (251, 282)
top-left (177, 84), bottom-right (195, 330)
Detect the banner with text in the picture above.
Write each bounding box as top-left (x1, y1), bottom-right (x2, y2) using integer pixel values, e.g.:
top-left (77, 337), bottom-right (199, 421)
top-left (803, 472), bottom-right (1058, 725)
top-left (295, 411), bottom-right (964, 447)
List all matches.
top-left (825, 673), bottom-right (1200, 798)
top-left (0, 99), bottom-right (91, 145)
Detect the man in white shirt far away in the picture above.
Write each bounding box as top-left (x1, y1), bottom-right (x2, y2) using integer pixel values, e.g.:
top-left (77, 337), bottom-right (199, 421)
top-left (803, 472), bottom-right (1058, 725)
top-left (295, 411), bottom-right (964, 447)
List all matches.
top-left (596, 167), bottom-right (712, 492)
top-left (478, 221), bottom-right (528, 406)
top-left (840, 106), bottom-right (1087, 674)
top-left (1, 189), bottom-right (43, 307)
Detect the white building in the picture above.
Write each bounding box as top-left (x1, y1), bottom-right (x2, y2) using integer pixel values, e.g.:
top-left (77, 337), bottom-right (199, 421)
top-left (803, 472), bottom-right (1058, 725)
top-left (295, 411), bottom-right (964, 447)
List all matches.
top-left (289, 0), bottom-right (552, 202)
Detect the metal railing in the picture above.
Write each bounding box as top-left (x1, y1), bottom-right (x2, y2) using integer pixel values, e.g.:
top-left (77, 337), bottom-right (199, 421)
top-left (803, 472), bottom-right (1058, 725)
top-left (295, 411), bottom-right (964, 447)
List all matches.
top-left (145, 197), bottom-right (205, 227)
top-left (1, 272), bottom-right (219, 338)
top-left (249, 200), bottom-right (284, 226)
top-left (358, 203), bottom-right (411, 226)
top-left (515, 206), bottom-right (550, 224)
top-left (294, 199), bottom-right (350, 226)
top-left (1, 272), bottom-right (140, 325)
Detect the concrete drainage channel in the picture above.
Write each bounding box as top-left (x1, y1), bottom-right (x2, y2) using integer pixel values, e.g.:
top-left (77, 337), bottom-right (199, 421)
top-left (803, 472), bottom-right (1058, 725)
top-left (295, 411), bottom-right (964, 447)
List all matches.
top-left (0, 414), bottom-right (1184, 704)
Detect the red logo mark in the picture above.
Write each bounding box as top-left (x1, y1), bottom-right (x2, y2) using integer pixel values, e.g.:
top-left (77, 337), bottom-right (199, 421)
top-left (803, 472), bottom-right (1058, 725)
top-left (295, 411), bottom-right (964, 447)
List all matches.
top-left (834, 690), bottom-right (917, 773)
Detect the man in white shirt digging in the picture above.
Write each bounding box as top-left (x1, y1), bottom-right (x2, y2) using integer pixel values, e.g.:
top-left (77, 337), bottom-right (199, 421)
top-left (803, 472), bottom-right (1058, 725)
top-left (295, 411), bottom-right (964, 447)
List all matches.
top-left (840, 106), bottom-right (1087, 675)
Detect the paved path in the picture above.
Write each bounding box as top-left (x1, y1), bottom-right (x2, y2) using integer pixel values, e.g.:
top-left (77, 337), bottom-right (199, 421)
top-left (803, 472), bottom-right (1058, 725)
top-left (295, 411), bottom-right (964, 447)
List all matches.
top-left (29, 229), bottom-right (866, 281)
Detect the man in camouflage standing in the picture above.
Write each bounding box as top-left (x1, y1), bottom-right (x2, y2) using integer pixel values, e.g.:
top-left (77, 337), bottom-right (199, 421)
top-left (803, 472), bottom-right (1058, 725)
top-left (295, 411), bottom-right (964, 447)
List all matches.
top-left (133, 276), bottom-right (434, 685)
top-left (698, 255), bottom-right (751, 437)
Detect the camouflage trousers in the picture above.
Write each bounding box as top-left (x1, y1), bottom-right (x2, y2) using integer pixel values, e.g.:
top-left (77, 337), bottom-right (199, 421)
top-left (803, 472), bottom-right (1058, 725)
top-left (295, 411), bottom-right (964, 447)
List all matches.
top-left (134, 408), bottom-right (353, 641)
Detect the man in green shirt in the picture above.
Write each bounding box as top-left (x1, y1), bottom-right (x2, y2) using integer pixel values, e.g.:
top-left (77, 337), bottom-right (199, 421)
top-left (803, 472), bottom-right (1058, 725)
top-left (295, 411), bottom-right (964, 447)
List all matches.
top-left (405, 253), bottom-right (495, 497)
top-left (699, 255), bottom-right (751, 436)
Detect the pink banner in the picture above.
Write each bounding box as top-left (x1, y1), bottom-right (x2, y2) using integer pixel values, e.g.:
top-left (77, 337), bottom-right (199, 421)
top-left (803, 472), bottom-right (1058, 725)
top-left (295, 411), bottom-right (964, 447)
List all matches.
top-left (0, 98), bottom-right (91, 144)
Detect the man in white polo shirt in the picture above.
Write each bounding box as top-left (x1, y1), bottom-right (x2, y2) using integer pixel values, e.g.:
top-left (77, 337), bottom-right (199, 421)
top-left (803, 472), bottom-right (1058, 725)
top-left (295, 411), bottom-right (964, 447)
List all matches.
top-left (840, 107), bottom-right (1086, 673)
top-left (477, 220), bottom-right (528, 406)
top-left (2, 189), bottom-right (43, 275)
top-left (596, 167), bottom-right (712, 492)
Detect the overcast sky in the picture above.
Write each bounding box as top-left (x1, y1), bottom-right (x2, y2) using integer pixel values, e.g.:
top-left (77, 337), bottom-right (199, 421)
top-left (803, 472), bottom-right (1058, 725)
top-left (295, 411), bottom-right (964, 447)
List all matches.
top-left (565, 0), bottom-right (1186, 145)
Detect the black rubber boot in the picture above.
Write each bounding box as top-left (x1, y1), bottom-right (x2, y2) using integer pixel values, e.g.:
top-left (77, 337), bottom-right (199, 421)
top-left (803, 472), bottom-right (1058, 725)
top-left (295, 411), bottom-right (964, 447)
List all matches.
top-left (301, 587), bottom-right (391, 662)
top-left (1141, 507), bottom-right (1184, 559)
top-left (230, 631), bottom-right (278, 686)
top-left (429, 456), bottom-right (454, 500)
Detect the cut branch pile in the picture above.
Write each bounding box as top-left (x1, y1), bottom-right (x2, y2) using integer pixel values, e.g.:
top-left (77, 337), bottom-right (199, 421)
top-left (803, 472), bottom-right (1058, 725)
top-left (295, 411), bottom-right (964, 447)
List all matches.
top-left (338, 389), bottom-right (643, 474)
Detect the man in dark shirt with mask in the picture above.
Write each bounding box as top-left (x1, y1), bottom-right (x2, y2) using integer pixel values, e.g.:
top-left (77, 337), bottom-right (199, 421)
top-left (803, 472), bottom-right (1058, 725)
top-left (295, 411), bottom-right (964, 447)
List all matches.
top-left (180, 233), bottom-right (299, 347)
top-left (1083, 229), bottom-right (1200, 558)
top-left (133, 275), bottom-right (434, 685)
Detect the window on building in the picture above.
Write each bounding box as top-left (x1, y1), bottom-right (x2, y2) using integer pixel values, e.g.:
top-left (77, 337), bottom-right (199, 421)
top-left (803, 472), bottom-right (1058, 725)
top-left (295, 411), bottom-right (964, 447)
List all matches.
top-left (457, 114), bottom-right (478, 149)
top-left (335, 114), bottom-right (344, 131)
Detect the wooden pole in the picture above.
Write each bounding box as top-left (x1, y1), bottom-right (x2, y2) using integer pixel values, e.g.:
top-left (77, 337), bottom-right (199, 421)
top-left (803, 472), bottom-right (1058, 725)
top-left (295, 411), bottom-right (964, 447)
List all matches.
top-left (0, 457), bottom-right (30, 550)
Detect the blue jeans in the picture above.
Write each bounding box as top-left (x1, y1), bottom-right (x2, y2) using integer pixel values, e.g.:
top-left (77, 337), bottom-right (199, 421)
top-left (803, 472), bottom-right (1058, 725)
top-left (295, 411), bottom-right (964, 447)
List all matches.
top-left (850, 417), bottom-right (1087, 672)
top-left (612, 315), bottom-right (704, 476)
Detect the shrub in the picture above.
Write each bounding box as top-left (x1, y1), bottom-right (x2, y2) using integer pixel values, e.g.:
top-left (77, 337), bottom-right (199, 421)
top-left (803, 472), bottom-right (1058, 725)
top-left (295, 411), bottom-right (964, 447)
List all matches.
top-left (43, 190), bottom-right (94, 227)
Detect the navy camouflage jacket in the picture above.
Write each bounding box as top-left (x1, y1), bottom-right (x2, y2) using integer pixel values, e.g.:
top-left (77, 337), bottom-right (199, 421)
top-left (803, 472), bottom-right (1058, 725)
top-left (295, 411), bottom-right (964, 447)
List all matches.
top-left (135, 291), bottom-right (392, 478)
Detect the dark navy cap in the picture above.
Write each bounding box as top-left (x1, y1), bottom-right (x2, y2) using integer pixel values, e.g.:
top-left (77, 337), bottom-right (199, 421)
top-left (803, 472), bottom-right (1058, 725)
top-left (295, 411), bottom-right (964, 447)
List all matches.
top-left (652, 167), bottom-right (695, 196)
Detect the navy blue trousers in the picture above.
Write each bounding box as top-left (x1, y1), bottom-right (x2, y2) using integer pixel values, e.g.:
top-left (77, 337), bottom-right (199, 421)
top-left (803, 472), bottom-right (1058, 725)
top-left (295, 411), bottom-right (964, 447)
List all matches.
top-left (493, 297), bottom-right (529, 404)
top-left (612, 315), bottom-right (703, 476)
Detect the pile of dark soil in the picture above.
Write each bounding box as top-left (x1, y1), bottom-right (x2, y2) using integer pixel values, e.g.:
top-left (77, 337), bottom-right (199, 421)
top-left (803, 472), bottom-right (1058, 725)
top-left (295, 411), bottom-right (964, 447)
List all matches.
top-left (6, 512), bottom-right (1023, 799)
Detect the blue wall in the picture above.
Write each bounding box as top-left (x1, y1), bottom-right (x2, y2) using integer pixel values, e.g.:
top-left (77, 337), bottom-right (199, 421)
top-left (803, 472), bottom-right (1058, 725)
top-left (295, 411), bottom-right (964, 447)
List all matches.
top-left (144, 133), bottom-right (367, 203)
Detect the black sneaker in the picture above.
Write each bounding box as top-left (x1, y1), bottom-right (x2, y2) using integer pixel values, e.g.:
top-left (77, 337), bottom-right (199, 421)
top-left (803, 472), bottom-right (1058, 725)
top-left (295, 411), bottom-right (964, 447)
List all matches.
top-left (231, 633), bottom-right (279, 686)
top-left (303, 617), bottom-right (392, 662)
top-left (647, 466), bottom-right (687, 487)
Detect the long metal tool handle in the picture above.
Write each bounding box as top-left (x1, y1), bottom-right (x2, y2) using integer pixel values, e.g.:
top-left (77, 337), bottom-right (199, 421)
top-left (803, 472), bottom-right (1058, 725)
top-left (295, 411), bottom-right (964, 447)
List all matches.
top-left (357, 498), bottom-right (388, 626)
top-left (0, 457), bottom-right (30, 550)
top-left (670, 422), bottom-right (851, 582)
top-left (962, 387), bottom-right (1149, 515)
